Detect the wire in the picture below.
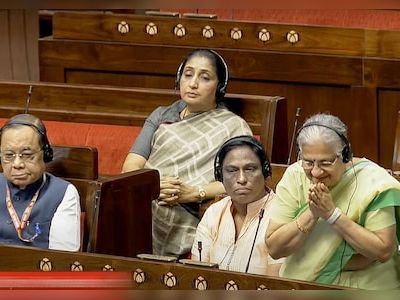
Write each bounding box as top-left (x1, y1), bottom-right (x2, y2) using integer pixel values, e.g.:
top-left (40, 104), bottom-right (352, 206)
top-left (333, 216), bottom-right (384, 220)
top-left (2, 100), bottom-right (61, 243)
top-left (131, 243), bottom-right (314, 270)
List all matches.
top-left (245, 208), bottom-right (264, 272)
top-left (337, 160), bottom-right (358, 283)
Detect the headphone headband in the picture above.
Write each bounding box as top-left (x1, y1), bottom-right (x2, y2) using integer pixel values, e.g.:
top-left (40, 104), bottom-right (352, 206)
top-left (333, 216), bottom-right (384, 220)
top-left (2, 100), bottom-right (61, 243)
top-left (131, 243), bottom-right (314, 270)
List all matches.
top-left (297, 122), bottom-right (352, 163)
top-left (175, 49), bottom-right (229, 99)
top-left (1, 116), bottom-right (53, 163)
top-left (214, 135), bottom-right (271, 181)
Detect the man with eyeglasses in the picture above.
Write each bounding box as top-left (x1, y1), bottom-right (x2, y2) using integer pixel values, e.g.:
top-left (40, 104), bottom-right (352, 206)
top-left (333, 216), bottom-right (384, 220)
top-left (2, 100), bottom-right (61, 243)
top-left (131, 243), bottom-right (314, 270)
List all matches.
top-left (0, 114), bottom-right (80, 251)
top-left (265, 113), bottom-right (400, 290)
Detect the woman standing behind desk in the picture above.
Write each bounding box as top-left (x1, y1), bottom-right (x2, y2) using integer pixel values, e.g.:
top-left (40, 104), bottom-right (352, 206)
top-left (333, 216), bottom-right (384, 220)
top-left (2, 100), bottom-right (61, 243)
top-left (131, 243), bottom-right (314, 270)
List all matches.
top-left (122, 49), bottom-right (252, 256)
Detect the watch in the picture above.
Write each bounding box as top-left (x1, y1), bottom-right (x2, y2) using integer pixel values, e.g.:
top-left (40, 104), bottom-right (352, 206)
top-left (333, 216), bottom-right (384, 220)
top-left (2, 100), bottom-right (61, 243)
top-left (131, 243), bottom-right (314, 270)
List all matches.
top-left (198, 187), bottom-right (207, 203)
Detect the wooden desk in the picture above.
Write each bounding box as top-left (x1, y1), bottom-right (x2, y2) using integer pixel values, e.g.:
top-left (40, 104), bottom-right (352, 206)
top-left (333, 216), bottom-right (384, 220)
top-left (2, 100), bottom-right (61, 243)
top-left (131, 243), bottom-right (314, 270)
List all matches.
top-left (0, 245), bottom-right (346, 290)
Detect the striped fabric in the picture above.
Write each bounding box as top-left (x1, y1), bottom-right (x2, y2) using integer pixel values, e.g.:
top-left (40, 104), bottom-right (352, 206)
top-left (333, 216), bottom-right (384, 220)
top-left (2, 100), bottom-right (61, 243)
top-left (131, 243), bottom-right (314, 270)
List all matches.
top-left (148, 108), bottom-right (252, 256)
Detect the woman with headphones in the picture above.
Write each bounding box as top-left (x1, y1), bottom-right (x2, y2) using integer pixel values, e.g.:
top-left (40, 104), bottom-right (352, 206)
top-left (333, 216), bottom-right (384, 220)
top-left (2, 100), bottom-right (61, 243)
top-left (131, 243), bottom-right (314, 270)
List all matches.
top-left (191, 135), bottom-right (283, 275)
top-left (122, 49), bottom-right (251, 256)
top-left (266, 113), bottom-right (400, 289)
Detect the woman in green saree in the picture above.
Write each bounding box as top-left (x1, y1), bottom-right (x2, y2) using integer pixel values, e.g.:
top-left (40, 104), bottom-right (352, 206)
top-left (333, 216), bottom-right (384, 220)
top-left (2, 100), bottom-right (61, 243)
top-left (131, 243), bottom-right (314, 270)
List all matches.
top-left (266, 113), bottom-right (400, 289)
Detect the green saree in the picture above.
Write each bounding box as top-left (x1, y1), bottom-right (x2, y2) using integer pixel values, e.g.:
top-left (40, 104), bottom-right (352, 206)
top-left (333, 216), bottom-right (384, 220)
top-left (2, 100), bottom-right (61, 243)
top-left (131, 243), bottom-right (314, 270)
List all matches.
top-left (271, 159), bottom-right (400, 289)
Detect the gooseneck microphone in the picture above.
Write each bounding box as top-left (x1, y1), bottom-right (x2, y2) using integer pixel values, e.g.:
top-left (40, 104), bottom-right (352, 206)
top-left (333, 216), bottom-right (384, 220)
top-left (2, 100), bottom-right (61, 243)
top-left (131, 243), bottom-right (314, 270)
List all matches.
top-left (198, 241), bottom-right (203, 262)
top-left (287, 107), bottom-right (301, 165)
top-left (24, 85), bottom-right (33, 114)
top-left (245, 208), bottom-right (265, 273)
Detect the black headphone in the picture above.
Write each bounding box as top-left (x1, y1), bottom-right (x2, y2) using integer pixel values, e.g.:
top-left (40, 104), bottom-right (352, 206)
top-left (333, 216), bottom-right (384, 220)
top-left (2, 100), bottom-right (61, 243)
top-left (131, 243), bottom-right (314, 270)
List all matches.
top-left (214, 135), bottom-right (272, 182)
top-left (175, 49), bottom-right (229, 99)
top-left (0, 116), bottom-right (53, 163)
top-left (297, 122), bottom-right (353, 163)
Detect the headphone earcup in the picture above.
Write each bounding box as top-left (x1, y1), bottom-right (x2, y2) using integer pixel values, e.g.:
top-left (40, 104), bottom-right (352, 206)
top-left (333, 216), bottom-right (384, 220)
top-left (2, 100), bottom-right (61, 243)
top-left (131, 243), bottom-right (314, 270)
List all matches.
top-left (175, 60), bottom-right (185, 90)
top-left (43, 144), bottom-right (53, 163)
top-left (214, 155), bottom-right (223, 182)
top-left (263, 161), bottom-right (272, 178)
top-left (341, 143), bottom-right (352, 163)
top-left (216, 82), bottom-right (226, 99)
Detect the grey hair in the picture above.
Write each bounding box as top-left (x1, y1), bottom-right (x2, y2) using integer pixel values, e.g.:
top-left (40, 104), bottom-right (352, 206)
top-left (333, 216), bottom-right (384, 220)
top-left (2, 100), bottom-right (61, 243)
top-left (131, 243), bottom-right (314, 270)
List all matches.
top-left (297, 113), bottom-right (349, 157)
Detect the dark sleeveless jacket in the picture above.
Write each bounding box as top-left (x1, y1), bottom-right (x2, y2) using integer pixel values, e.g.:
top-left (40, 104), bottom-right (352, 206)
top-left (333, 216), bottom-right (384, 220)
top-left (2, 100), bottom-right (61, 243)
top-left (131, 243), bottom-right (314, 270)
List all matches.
top-left (0, 173), bottom-right (69, 249)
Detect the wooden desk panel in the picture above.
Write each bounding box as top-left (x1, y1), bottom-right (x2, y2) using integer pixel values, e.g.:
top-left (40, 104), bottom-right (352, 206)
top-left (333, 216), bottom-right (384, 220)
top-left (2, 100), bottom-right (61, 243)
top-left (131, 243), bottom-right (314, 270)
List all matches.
top-left (0, 245), bottom-right (346, 290)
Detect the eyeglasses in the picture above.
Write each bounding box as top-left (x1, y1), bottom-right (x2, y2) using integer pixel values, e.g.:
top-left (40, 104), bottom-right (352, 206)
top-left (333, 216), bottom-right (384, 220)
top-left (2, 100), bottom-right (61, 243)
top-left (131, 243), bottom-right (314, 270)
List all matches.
top-left (0, 149), bottom-right (43, 164)
top-left (301, 156), bottom-right (339, 171)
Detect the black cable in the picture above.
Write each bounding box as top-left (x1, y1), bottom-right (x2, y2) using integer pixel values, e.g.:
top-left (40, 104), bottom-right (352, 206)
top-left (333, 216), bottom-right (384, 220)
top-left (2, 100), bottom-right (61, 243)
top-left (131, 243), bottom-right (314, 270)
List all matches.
top-left (245, 208), bottom-right (264, 273)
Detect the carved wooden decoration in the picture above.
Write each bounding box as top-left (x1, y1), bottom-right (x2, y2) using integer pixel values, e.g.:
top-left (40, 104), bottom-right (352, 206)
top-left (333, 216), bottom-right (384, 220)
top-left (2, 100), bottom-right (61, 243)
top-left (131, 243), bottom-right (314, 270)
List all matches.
top-left (258, 28), bottom-right (271, 42)
top-left (133, 268), bottom-right (146, 284)
top-left (162, 271), bottom-right (177, 288)
top-left (225, 279), bottom-right (239, 290)
top-left (146, 22), bottom-right (158, 36)
top-left (102, 264), bottom-right (114, 271)
top-left (202, 25), bottom-right (214, 39)
top-left (193, 275), bottom-right (208, 290)
top-left (70, 261), bottom-right (84, 271)
top-left (257, 284), bottom-right (270, 290)
top-left (286, 30), bottom-right (300, 44)
top-left (230, 27), bottom-right (242, 40)
top-left (39, 257), bottom-right (52, 271)
top-left (117, 21), bottom-right (129, 34)
top-left (173, 24), bottom-right (186, 37)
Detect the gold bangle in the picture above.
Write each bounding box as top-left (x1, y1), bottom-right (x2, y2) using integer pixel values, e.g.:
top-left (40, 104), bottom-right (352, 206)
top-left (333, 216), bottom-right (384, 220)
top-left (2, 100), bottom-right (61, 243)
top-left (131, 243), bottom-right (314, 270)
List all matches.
top-left (295, 218), bottom-right (309, 234)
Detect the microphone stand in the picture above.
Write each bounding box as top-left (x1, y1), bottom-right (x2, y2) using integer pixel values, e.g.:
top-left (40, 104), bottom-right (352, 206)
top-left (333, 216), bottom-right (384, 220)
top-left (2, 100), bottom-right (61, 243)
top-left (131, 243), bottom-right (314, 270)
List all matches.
top-left (287, 107), bottom-right (301, 165)
top-left (24, 85), bottom-right (33, 114)
top-left (245, 208), bottom-right (264, 273)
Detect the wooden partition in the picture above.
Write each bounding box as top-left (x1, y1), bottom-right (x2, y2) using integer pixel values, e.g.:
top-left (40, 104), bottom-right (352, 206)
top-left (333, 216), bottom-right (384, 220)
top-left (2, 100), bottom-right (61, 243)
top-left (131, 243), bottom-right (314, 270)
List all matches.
top-left (48, 145), bottom-right (99, 179)
top-left (38, 11), bottom-right (400, 167)
top-left (0, 80), bottom-right (288, 163)
top-left (75, 169), bottom-right (159, 257)
top-left (0, 245), bottom-right (345, 290)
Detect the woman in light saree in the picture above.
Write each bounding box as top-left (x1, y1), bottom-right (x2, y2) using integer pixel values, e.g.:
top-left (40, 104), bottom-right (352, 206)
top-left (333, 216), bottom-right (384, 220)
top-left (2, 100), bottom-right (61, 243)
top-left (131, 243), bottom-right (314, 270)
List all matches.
top-left (266, 113), bottom-right (400, 289)
top-left (122, 49), bottom-right (251, 256)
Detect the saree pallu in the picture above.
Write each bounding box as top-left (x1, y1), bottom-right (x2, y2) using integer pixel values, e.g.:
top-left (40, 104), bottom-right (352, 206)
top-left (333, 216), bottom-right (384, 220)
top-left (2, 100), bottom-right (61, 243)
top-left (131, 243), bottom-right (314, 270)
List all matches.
top-left (272, 159), bottom-right (400, 289)
top-left (146, 108), bottom-right (251, 256)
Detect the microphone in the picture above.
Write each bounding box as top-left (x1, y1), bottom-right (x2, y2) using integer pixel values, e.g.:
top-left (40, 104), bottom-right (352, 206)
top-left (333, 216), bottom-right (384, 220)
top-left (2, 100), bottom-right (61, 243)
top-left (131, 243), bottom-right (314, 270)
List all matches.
top-left (198, 241), bottom-right (203, 262)
top-left (287, 107), bottom-right (301, 165)
top-left (245, 208), bottom-right (264, 273)
top-left (24, 85), bottom-right (33, 114)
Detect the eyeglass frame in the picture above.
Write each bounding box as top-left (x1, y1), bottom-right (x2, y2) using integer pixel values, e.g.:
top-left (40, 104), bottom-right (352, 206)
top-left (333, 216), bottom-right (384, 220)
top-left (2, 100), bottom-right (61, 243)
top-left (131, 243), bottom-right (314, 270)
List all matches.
top-left (301, 155), bottom-right (340, 171)
top-left (0, 148), bottom-right (43, 164)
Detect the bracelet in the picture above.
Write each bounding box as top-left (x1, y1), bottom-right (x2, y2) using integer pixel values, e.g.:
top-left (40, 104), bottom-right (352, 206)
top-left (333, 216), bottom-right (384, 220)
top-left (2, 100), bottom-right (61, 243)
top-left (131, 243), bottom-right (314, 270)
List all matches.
top-left (326, 207), bottom-right (342, 225)
top-left (295, 218), bottom-right (309, 234)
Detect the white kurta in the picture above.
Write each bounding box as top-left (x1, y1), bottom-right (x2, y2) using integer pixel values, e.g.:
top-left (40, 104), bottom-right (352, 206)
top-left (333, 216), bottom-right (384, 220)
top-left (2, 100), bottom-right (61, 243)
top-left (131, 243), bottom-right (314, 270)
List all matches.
top-left (191, 193), bottom-right (283, 275)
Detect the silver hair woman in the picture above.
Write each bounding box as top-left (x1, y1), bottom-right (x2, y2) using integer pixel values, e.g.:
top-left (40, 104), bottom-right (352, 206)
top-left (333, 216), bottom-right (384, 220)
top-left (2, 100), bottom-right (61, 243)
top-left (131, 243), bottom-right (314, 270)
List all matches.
top-left (266, 113), bottom-right (400, 290)
top-left (297, 114), bottom-right (350, 159)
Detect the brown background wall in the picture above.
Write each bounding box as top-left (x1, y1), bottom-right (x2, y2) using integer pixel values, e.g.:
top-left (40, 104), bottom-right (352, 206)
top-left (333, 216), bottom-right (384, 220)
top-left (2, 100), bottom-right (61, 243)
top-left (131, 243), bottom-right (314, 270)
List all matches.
top-left (0, 9), bottom-right (39, 81)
